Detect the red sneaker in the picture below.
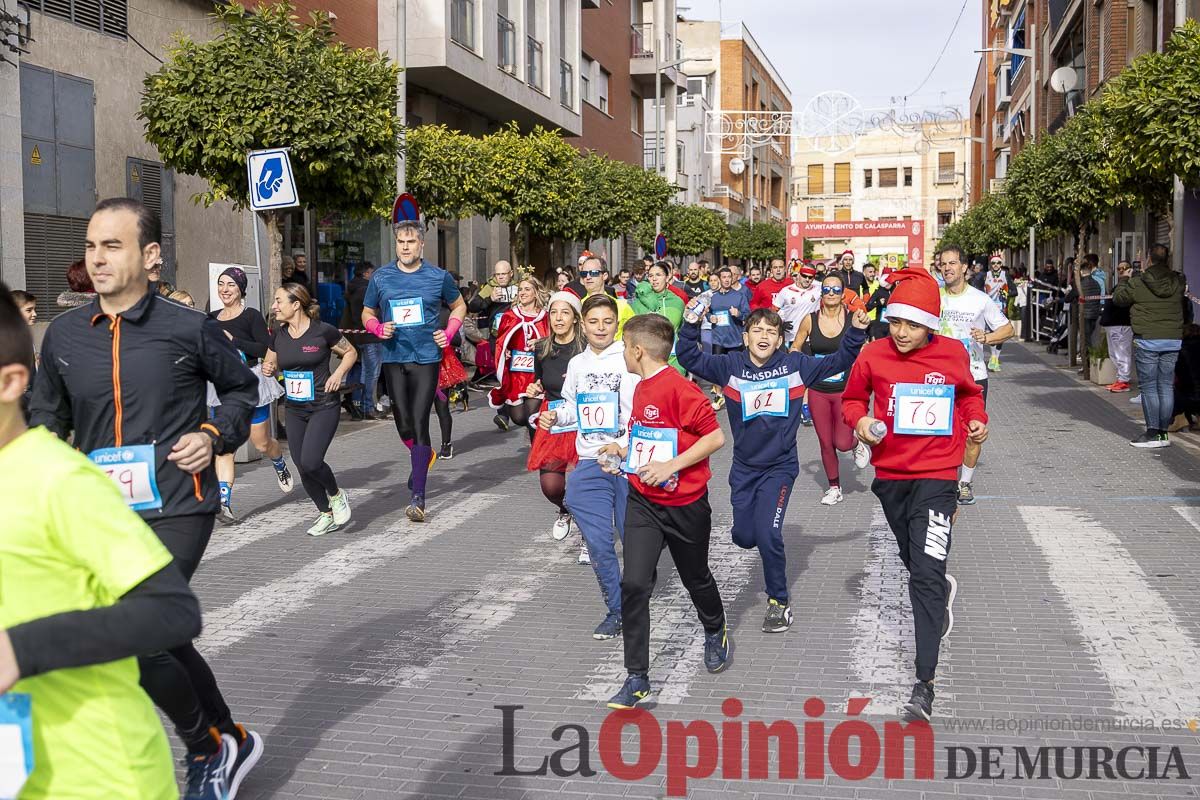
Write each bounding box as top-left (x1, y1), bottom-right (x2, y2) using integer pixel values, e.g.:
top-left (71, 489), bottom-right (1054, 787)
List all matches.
top-left (1108, 381), bottom-right (1131, 393)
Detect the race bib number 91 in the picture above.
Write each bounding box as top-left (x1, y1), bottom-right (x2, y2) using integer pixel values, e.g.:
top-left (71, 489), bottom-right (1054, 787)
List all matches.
top-left (577, 391), bottom-right (619, 436)
top-left (88, 444), bottom-right (163, 511)
top-left (892, 383), bottom-right (955, 437)
top-left (623, 424), bottom-right (678, 474)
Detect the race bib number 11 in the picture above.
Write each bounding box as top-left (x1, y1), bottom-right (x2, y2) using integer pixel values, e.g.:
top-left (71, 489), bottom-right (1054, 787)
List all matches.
top-left (283, 370), bottom-right (315, 402)
top-left (88, 444), bottom-right (163, 511)
top-left (892, 383), bottom-right (955, 436)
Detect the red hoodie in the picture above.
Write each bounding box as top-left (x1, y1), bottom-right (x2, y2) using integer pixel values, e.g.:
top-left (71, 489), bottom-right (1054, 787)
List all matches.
top-left (752, 277), bottom-right (791, 310)
top-left (841, 334), bottom-right (987, 481)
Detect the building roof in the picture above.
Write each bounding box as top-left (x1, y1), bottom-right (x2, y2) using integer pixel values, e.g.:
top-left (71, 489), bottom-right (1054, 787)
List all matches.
top-left (719, 22), bottom-right (792, 99)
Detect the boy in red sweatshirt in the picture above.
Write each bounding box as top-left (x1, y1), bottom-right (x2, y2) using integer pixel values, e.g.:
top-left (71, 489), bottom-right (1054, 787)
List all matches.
top-left (599, 314), bottom-right (728, 709)
top-left (842, 268), bottom-right (988, 722)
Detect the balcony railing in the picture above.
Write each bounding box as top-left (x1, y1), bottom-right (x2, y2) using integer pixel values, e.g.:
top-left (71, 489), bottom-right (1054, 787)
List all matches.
top-left (450, 0), bottom-right (475, 50)
top-left (497, 14), bottom-right (516, 73)
top-left (559, 59), bottom-right (574, 108)
top-left (526, 37), bottom-right (543, 90)
top-left (631, 23), bottom-right (652, 58)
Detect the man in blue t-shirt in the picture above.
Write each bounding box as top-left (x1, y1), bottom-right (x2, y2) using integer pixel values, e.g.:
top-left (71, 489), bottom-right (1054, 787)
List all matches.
top-left (362, 220), bottom-right (467, 521)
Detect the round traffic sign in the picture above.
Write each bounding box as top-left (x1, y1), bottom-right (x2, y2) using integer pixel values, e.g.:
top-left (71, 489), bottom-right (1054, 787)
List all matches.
top-left (392, 193), bottom-right (421, 224)
top-left (654, 233), bottom-right (668, 259)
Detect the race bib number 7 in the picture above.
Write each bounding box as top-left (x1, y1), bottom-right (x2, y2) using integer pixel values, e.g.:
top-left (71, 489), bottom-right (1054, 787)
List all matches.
top-left (623, 424), bottom-right (678, 474)
top-left (892, 383), bottom-right (955, 437)
top-left (389, 298), bottom-right (425, 327)
top-left (577, 391), bottom-right (619, 436)
top-left (88, 444), bottom-right (163, 511)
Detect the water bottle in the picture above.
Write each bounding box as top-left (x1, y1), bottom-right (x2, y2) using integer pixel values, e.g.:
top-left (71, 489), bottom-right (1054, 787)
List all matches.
top-left (869, 420), bottom-right (887, 442)
top-left (659, 473), bottom-right (680, 492)
top-left (684, 290), bottom-right (713, 324)
top-left (597, 452), bottom-right (623, 472)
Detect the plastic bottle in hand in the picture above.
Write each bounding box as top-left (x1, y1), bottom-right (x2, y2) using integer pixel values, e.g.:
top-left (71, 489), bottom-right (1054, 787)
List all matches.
top-left (597, 452), bottom-right (623, 473)
top-left (659, 472), bottom-right (680, 492)
top-left (684, 290), bottom-right (714, 324)
top-left (869, 420), bottom-right (887, 443)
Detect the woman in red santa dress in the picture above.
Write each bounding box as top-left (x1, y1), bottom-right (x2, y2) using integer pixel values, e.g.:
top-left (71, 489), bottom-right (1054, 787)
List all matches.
top-left (489, 275), bottom-right (550, 438)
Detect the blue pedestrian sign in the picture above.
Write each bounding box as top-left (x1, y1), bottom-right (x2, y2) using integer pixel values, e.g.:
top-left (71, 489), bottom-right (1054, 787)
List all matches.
top-left (654, 233), bottom-right (668, 260)
top-left (247, 148), bottom-right (299, 211)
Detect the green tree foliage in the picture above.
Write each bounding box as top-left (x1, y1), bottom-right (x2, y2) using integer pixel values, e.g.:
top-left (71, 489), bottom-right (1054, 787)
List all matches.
top-left (566, 153), bottom-right (674, 244)
top-left (635, 205), bottom-right (727, 258)
top-left (724, 220), bottom-right (786, 263)
top-left (1098, 20), bottom-right (1200, 190)
top-left (938, 191), bottom-right (1025, 257)
top-left (404, 124), bottom-right (479, 221)
top-left (139, 2), bottom-right (400, 290)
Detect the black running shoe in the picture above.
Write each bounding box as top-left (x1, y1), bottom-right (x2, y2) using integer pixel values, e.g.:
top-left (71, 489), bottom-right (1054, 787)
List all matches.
top-left (493, 414), bottom-right (510, 432)
top-left (703, 625), bottom-right (731, 673)
top-left (903, 681), bottom-right (935, 721)
top-left (606, 674), bottom-right (651, 709)
top-left (593, 612), bottom-right (622, 640)
top-left (761, 599), bottom-right (794, 633)
top-left (439, 441), bottom-right (454, 460)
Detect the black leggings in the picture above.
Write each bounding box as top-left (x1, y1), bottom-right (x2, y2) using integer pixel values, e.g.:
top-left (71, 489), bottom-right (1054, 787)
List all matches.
top-left (506, 396), bottom-right (541, 442)
top-left (540, 469), bottom-right (567, 514)
top-left (286, 403), bottom-right (341, 512)
top-left (140, 515), bottom-right (235, 754)
top-left (384, 362), bottom-right (439, 446)
top-left (434, 389), bottom-right (452, 445)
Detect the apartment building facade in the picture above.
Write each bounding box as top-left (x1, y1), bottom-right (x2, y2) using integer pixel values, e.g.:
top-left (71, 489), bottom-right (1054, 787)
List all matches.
top-left (790, 121), bottom-right (969, 263)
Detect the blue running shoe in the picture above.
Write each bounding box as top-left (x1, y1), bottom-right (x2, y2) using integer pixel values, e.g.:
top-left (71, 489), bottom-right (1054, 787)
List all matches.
top-left (703, 625), bottom-right (731, 673)
top-left (227, 725), bottom-right (264, 800)
top-left (593, 612), bottom-right (622, 640)
top-left (606, 674), bottom-right (652, 709)
top-left (183, 732), bottom-right (236, 800)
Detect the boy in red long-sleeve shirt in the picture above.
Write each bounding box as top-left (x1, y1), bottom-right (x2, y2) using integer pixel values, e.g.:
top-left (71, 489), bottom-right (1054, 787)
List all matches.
top-left (599, 314), bottom-right (729, 709)
top-left (842, 268), bottom-right (988, 722)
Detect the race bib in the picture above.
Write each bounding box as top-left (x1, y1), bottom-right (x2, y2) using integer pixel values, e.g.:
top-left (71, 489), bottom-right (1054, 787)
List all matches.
top-left (510, 350), bottom-right (535, 373)
top-left (813, 353), bottom-right (846, 385)
top-left (0, 694), bottom-right (32, 800)
top-left (491, 311), bottom-right (504, 335)
top-left (547, 399), bottom-right (576, 434)
top-left (892, 383), bottom-right (955, 437)
top-left (389, 298), bottom-right (425, 327)
top-left (714, 311), bottom-right (731, 327)
top-left (741, 377), bottom-right (789, 420)
top-left (283, 370), bottom-right (315, 402)
top-left (623, 424), bottom-right (679, 474)
top-left (577, 391), bottom-right (619, 436)
top-left (88, 444), bottom-right (163, 511)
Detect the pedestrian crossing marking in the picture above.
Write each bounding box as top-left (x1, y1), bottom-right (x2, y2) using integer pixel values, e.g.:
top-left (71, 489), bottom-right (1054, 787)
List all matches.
top-left (1020, 506), bottom-right (1200, 719)
top-left (1173, 506), bottom-right (1200, 535)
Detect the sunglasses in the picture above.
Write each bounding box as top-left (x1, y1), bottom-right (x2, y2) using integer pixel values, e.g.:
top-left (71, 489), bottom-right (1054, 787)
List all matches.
top-left (821, 286), bottom-right (844, 295)
top-left (580, 270), bottom-right (604, 278)
top-left (989, 260), bottom-right (1003, 266)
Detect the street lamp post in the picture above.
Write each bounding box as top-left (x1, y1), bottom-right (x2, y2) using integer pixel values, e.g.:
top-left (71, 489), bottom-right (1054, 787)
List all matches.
top-left (653, 50), bottom-right (711, 236)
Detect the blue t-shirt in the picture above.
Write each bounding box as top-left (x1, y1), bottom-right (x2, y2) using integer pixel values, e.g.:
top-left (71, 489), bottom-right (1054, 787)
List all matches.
top-left (363, 259), bottom-right (461, 365)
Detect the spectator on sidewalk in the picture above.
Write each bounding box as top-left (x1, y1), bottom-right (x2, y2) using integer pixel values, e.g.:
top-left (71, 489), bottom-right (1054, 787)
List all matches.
top-left (1113, 243), bottom-right (1186, 448)
top-left (1174, 324), bottom-right (1200, 431)
top-left (342, 262), bottom-right (381, 419)
top-left (1101, 261), bottom-right (1134, 393)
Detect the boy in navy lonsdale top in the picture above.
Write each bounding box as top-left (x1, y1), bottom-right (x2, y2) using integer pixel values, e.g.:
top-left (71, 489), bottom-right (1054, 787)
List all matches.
top-left (842, 268), bottom-right (988, 722)
top-left (677, 305), bottom-right (868, 633)
top-left (600, 314), bottom-right (728, 709)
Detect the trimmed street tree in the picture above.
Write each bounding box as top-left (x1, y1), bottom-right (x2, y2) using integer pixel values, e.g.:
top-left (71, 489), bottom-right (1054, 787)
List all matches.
top-left (635, 204), bottom-right (727, 260)
top-left (724, 220), bottom-right (786, 265)
top-left (140, 2), bottom-right (400, 292)
top-left (566, 154), bottom-right (674, 247)
top-left (404, 124), bottom-right (480, 222)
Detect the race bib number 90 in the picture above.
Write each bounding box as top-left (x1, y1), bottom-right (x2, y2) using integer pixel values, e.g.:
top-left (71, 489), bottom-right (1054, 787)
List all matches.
top-left (88, 444), bottom-right (163, 511)
top-left (741, 377), bottom-right (789, 420)
top-left (623, 424), bottom-right (679, 474)
top-left (892, 383), bottom-right (955, 437)
top-left (577, 391), bottom-right (619, 436)
top-left (510, 350), bottom-right (535, 373)
top-left (283, 370), bottom-right (315, 402)
top-left (389, 298), bottom-right (425, 327)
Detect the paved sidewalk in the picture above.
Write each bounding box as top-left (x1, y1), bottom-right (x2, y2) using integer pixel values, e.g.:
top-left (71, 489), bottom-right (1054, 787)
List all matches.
top-left (186, 342), bottom-right (1200, 799)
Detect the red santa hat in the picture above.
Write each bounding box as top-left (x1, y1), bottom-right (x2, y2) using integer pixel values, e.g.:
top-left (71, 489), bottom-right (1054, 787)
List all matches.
top-left (878, 265), bottom-right (897, 287)
top-left (884, 268), bottom-right (941, 329)
top-left (839, 249), bottom-right (855, 260)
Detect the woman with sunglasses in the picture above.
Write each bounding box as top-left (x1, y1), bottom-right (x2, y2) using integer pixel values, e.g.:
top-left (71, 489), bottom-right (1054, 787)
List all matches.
top-left (790, 272), bottom-right (870, 505)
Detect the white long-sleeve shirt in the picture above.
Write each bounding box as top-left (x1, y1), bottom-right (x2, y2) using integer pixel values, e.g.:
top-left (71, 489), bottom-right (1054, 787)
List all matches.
top-left (554, 341), bottom-right (640, 460)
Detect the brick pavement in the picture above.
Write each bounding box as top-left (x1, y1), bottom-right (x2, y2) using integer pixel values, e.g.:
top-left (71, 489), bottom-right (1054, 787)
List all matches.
top-left (184, 341), bottom-right (1200, 799)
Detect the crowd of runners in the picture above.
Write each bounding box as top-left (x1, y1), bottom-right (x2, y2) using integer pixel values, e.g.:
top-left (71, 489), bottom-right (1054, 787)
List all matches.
top-left (4, 198), bottom-right (1018, 799)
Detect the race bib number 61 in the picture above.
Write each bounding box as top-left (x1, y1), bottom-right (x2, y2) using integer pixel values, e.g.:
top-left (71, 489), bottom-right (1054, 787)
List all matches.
top-left (741, 377), bottom-right (789, 420)
top-left (892, 383), bottom-right (955, 436)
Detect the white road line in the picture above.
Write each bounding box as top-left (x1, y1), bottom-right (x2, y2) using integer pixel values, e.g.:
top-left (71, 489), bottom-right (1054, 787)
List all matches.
top-left (574, 524), bottom-right (758, 705)
top-left (1020, 506), bottom-right (1200, 719)
top-left (1174, 506), bottom-right (1200, 535)
top-left (197, 493), bottom-right (505, 655)
top-left (204, 487), bottom-right (389, 559)
top-left (342, 528), bottom-right (579, 688)
top-left (848, 507), bottom-right (954, 716)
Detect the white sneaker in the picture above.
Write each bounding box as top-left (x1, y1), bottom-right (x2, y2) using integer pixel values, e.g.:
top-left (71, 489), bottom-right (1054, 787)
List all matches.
top-left (820, 486), bottom-right (844, 506)
top-left (1129, 394), bottom-right (1142, 404)
top-left (552, 513), bottom-right (572, 541)
top-left (853, 440), bottom-right (871, 469)
top-left (306, 512), bottom-right (338, 537)
top-left (578, 540), bottom-right (591, 564)
top-left (329, 490), bottom-right (351, 526)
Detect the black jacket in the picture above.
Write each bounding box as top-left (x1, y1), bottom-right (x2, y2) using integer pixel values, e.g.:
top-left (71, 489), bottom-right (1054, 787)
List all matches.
top-left (30, 291), bottom-right (257, 520)
top-left (341, 274), bottom-right (382, 347)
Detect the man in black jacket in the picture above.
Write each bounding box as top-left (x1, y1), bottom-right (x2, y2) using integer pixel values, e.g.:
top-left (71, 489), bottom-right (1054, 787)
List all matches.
top-left (30, 198), bottom-right (262, 800)
top-left (343, 262), bottom-right (382, 418)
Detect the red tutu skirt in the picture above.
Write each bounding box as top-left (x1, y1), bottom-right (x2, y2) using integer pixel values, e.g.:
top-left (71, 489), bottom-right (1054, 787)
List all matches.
top-left (489, 369), bottom-right (537, 408)
top-left (526, 400), bottom-right (579, 473)
top-left (439, 346), bottom-right (467, 390)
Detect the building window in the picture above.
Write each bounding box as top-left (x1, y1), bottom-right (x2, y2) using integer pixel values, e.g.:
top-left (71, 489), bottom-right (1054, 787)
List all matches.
top-left (598, 67), bottom-right (610, 114)
top-left (1098, 1), bottom-right (1108, 81)
top-left (878, 168), bottom-right (898, 188)
top-left (632, 93), bottom-right (642, 133)
top-left (807, 206), bottom-right (825, 222)
top-left (937, 199), bottom-right (956, 236)
top-left (497, 7), bottom-right (517, 72)
top-left (903, 167), bottom-right (913, 187)
top-left (833, 162), bottom-right (851, 194)
top-left (526, 0), bottom-right (543, 89)
top-left (451, 0), bottom-right (476, 50)
top-left (937, 152), bottom-right (955, 184)
top-left (580, 55), bottom-right (593, 103)
top-left (863, 169), bottom-right (873, 188)
top-left (559, 59), bottom-right (574, 108)
top-left (1009, 7), bottom-right (1027, 75)
top-left (833, 205), bottom-right (852, 221)
top-left (22, 0), bottom-right (128, 38)
top-left (807, 164), bottom-right (824, 195)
